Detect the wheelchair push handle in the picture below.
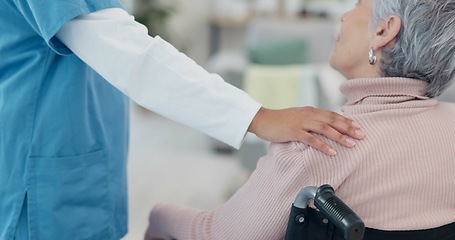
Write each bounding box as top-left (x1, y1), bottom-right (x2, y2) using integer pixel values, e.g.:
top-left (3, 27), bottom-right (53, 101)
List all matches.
top-left (293, 184), bottom-right (365, 240)
top-left (314, 185), bottom-right (365, 240)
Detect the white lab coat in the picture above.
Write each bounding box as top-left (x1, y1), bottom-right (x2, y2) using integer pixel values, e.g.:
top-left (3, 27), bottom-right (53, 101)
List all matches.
top-left (57, 8), bottom-right (261, 148)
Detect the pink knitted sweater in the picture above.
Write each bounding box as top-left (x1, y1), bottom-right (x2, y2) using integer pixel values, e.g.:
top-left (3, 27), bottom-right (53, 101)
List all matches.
top-left (147, 78), bottom-right (455, 240)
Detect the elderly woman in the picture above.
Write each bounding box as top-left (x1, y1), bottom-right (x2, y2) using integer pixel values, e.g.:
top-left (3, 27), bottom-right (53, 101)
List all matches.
top-left (145, 0), bottom-right (455, 239)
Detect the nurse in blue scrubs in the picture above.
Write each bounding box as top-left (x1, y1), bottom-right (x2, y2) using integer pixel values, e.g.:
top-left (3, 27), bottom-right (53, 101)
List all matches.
top-left (0, 1), bottom-right (365, 239)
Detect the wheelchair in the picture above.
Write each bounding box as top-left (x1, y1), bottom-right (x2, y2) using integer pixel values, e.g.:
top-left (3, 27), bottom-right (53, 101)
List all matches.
top-left (285, 185), bottom-right (455, 240)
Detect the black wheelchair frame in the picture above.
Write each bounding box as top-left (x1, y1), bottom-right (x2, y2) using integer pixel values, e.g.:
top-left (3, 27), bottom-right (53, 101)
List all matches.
top-left (285, 185), bottom-right (455, 240)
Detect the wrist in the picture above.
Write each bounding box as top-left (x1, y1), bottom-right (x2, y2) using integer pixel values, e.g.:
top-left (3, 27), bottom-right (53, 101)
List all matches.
top-left (248, 107), bottom-right (269, 135)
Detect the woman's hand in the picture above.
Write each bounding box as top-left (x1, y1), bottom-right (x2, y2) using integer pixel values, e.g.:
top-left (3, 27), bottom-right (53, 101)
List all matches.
top-left (248, 107), bottom-right (365, 156)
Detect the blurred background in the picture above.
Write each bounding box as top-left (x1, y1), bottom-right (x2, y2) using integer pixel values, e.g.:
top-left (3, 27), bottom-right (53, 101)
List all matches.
top-left (120, 0), bottom-right (357, 239)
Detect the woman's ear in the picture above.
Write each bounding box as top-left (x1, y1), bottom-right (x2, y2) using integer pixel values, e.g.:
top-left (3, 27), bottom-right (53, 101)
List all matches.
top-left (371, 15), bottom-right (401, 50)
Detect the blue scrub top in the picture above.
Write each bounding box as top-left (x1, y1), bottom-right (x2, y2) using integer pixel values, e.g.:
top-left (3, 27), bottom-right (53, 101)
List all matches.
top-left (0, 1), bottom-right (129, 239)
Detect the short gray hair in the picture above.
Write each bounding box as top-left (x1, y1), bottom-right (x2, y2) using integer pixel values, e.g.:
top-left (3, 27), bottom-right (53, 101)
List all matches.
top-left (370, 0), bottom-right (455, 97)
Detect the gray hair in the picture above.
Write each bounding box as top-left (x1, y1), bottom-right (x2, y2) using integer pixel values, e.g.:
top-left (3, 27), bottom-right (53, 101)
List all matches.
top-left (370, 0), bottom-right (455, 97)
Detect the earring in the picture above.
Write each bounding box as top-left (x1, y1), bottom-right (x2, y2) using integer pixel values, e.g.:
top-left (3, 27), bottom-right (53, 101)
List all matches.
top-left (369, 47), bottom-right (377, 65)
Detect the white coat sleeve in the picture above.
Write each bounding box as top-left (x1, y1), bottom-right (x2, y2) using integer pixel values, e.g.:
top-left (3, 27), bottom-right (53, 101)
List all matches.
top-left (56, 8), bottom-right (261, 149)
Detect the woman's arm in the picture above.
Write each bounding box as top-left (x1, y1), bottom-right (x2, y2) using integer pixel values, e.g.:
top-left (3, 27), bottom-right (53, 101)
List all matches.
top-left (145, 143), bottom-right (308, 239)
top-left (145, 140), bottom-right (359, 239)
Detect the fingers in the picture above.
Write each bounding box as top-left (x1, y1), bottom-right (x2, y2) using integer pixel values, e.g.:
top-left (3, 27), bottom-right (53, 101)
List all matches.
top-left (297, 126), bottom-right (357, 156)
top-left (326, 111), bottom-right (365, 140)
top-left (299, 131), bottom-right (338, 156)
top-left (295, 107), bottom-right (366, 155)
top-left (248, 106), bottom-right (365, 156)
top-left (311, 123), bottom-right (358, 148)
top-left (309, 108), bottom-right (365, 140)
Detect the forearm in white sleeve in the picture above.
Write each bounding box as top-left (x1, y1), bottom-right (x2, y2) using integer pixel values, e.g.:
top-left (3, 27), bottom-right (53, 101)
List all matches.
top-left (56, 8), bottom-right (261, 149)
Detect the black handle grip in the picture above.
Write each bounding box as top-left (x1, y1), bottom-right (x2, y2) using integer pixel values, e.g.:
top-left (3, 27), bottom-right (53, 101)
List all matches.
top-left (314, 185), bottom-right (365, 240)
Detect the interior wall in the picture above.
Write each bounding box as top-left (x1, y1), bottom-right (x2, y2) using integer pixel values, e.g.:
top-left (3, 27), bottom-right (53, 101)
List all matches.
top-left (125, 0), bottom-right (360, 66)
top-left (158, 0), bottom-right (214, 65)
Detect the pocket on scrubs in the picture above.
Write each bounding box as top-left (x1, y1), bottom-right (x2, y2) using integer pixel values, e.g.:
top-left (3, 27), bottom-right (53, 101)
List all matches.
top-left (27, 150), bottom-right (112, 240)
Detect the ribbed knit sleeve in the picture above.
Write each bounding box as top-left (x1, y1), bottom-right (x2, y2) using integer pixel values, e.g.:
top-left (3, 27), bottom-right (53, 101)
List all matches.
top-left (146, 204), bottom-right (201, 239)
top-left (146, 141), bottom-right (363, 240)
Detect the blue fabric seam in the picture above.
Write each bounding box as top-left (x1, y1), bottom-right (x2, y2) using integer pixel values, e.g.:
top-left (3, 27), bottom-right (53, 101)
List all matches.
top-left (26, 49), bottom-right (52, 159)
top-left (6, 192), bottom-right (26, 240)
top-left (44, 1), bottom-right (123, 54)
top-left (21, 48), bottom-right (52, 240)
top-left (44, 1), bottom-right (123, 42)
